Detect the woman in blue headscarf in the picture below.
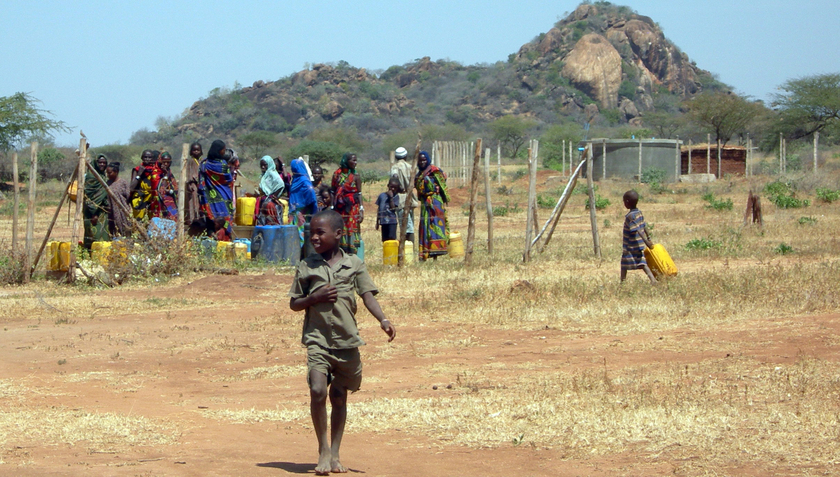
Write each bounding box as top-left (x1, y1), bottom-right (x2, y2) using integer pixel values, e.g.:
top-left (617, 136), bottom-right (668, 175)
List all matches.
top-left (255, 155), bottom-right (287, 225)
top-left (289, 158), bottom-right (317, 218)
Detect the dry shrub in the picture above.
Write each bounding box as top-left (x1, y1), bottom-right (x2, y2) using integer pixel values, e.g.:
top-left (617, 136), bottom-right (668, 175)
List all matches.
top-left (0, 246), bottom-right (29, 285)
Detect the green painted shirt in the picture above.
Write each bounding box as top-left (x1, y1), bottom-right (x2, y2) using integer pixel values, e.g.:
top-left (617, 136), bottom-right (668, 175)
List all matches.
top-left (289, 249), bottom-right (379, 349)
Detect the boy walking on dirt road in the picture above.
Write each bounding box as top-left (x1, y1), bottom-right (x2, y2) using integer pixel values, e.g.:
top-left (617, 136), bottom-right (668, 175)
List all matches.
top-left (621, 190), bottom-right (657, 284)
top-left (289, 209), bottom-right (396, 475)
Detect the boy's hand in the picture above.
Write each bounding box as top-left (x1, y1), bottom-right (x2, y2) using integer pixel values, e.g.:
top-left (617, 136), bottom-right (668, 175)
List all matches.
top-left (375, 220), bottom-right (380, 231)
top-left (310, 285), bottom-right (338, 304)
top-left (380, 319), bottom-right (396, 342)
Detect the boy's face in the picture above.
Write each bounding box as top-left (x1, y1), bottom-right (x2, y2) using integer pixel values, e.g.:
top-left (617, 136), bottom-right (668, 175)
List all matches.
top-left (190, 144), bottom-right (202, 159)
top-left (310, 216), bottom-right (342, 255)
top-left (388, 181), bottom-right (399, 194)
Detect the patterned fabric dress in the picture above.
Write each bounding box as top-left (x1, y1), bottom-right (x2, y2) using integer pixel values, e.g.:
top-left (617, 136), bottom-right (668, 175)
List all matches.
top-left (621, 208), bottom-right (647, 271)
top-left (415, 163), bottom-right (450, 260)
top-left (198, 141), bottom-right (234, 241)
top-left (198, 157), bottom-right (234, 241)
top-left (331, 159), bottom-right (361, 254)
top-left (130, 164), bottom-right (163, 220)
top-left (157, 154), bottom-right (178, 219)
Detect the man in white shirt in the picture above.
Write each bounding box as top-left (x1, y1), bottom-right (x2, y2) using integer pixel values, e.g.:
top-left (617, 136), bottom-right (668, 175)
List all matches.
top-left (390, 147), bottom-right (416, 243)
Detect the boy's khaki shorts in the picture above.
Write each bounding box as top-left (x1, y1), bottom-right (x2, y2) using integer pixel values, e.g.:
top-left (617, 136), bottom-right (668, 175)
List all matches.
top-left (306, 345), bottom-right (362, 392)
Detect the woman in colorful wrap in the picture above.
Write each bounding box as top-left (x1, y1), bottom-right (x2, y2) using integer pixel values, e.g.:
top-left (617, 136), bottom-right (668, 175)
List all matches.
top-left (157, 151), bottom-right (178, 218)
top-left (129, 149), bottom-right (163, 220)
top-left (198, 139), bottom-right (235, 241)
top-left (331, 153), bottom-right (363, 254)
top-left (105, 161), bottom-right (132, 237)
top-left (414, 150), bottom-right (449, 261)
top-left (255, 155), bottom-right (287, 225)
top-left (83, 154), bottom-right (111, 249)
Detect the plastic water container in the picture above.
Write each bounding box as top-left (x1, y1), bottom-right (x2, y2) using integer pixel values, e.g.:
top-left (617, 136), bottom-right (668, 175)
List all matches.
top-left (232, 242), bottom-right (248, 261)
top-left (404, 241), bottom-right (415, 264)
top-left (200, 238), bottom-right (217, 258)
top-left (91, 241), bottom-right (112, 264)
top-left (235, 197), bottom-right (256, 226)
top-left (448, 231), bottom-right (464, 259)
top-left (216, 241), bottom-right (232, 261)
top-left (149, 217), bottom-right (177, 240)
top-left (233, 238), bottom-right (251, 254)
top-left (383, 240), bottom-right (399, 265)
top-left (251, 224), bottom-right (300, 265)
top-left (357, 238), bottom-right (364, 261)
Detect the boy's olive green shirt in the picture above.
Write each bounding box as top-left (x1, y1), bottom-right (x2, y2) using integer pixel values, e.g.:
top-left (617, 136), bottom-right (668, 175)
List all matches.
top-left (289, 249), bottom-right (379, 349)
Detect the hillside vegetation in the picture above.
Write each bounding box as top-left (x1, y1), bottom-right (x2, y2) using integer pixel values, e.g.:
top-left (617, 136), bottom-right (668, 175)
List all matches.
top-left (129, 2), bottom-right (725, 162)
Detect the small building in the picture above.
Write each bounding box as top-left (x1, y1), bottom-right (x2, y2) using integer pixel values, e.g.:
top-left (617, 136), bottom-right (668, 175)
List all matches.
top-left (584, 139), bottom-right (683, 183)
top-left (681, 144), bottom-right (746, 177)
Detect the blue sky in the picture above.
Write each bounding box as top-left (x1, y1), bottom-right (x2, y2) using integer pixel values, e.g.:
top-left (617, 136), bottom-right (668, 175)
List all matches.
top-left (2, 0), bottom-right (838, 147)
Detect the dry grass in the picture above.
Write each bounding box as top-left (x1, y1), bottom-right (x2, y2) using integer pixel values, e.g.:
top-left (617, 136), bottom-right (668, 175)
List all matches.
top-left (1, 150), bottom-right (840, 474)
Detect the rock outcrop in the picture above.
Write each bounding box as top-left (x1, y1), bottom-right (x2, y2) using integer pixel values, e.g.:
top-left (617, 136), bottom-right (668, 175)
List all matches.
top-left (561, 33), bottom-right (623, 109)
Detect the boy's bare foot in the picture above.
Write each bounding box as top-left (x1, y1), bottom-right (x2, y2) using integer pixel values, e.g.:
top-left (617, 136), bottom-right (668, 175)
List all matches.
top-left (315, 449), bottom-right (332, 475)
top-left (331, 457), bottom-right (347, 473)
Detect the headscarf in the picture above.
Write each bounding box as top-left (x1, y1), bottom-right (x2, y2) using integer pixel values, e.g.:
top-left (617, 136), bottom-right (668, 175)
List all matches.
top-left (107, 162), bottom-right (121, 173)
top-left (259, 155), bottom-right (284, 197)
top-left (289, 158), bottom-right (317, 213)
top-left (207, 140), bottom-right (226, 161)
top-left (417, 151), bottom-right (431, 173)
top-left (339, 153), bottom-right (356, 173)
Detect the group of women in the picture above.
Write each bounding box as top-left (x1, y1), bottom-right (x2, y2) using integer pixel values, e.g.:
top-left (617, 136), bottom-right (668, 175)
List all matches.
top-left (81, 139), bottom-right (452, 263)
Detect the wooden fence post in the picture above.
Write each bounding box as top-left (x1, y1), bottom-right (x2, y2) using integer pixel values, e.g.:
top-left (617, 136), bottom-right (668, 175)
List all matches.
top-left (638, 138), bottom-right (643, 182)
top-left (497, 144), bottom-right (501, 185)
top-left (178, 143), bottom-right (188, 241)
top-left (688, 140), bottom-right (692, 175)
top-left (717, 139), bottom-right (722, 178)
top-left (814, 132), bottom-right (819, 173)
top-left (586, 146), bottom-right (601, 258)
top-left (562, 139), bottom-right (566, 177)
top-left (531, 140), bottom-right (539, 236)
top-left (24, 142), bottom-right (39, 282)
top-left (707, 133), bottom-right (711, 175)
top-left (523, 145), bottom-right (537, 263)
top-left (484, 147), bottom-right (493, 256)
top-left (69, 139), bottom-right (87, 281)
top-left (11, 152), bottom-right (19, 253)
top-left (675, 137), bottom-right (680, 182)
top-left (601, 139), bottom-right (606, 181)
top-left (465, 139), bottom-right (482, 266)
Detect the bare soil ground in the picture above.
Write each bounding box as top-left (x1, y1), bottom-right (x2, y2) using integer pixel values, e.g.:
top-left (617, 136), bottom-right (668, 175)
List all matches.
top-left (2, 165), bottom-right (840, 476)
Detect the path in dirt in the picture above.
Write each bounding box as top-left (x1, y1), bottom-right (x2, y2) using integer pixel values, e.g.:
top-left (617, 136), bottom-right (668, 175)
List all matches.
top-left (1, 273), bottom-right (838, 476)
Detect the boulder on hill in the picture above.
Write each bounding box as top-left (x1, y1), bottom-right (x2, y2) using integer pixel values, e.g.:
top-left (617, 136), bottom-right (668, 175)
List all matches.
top-left (562, 33), bottom-right (622, 109)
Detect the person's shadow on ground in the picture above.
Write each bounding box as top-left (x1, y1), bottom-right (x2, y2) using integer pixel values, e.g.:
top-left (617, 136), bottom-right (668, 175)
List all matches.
top-left (257, 462), bottom-right (364, 474)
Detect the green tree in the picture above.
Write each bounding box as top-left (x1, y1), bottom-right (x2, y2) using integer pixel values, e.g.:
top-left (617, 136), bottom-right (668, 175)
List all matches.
top-left (488, 115), bottom-right (537, 158)
top-left (238, 131), bottom-right (279, 159)
top-left (309, 127), bottom-right (366, 152)
top-left (0, 93), bottom-right (69, 151)
top-left (540, 123), bottom-right (582, 171)
top-left (772, 73), bottom-right (840, 140)
top-left (686, 92), bottom-right (764, 146)
top-left (642, 111), bottom-right (686, 139)
top-left (288, 140), bottom-right (343, 166)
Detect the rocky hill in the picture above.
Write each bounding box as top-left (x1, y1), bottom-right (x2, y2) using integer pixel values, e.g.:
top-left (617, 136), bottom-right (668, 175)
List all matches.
top-left (135, 2), bottom-right (724, 158)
